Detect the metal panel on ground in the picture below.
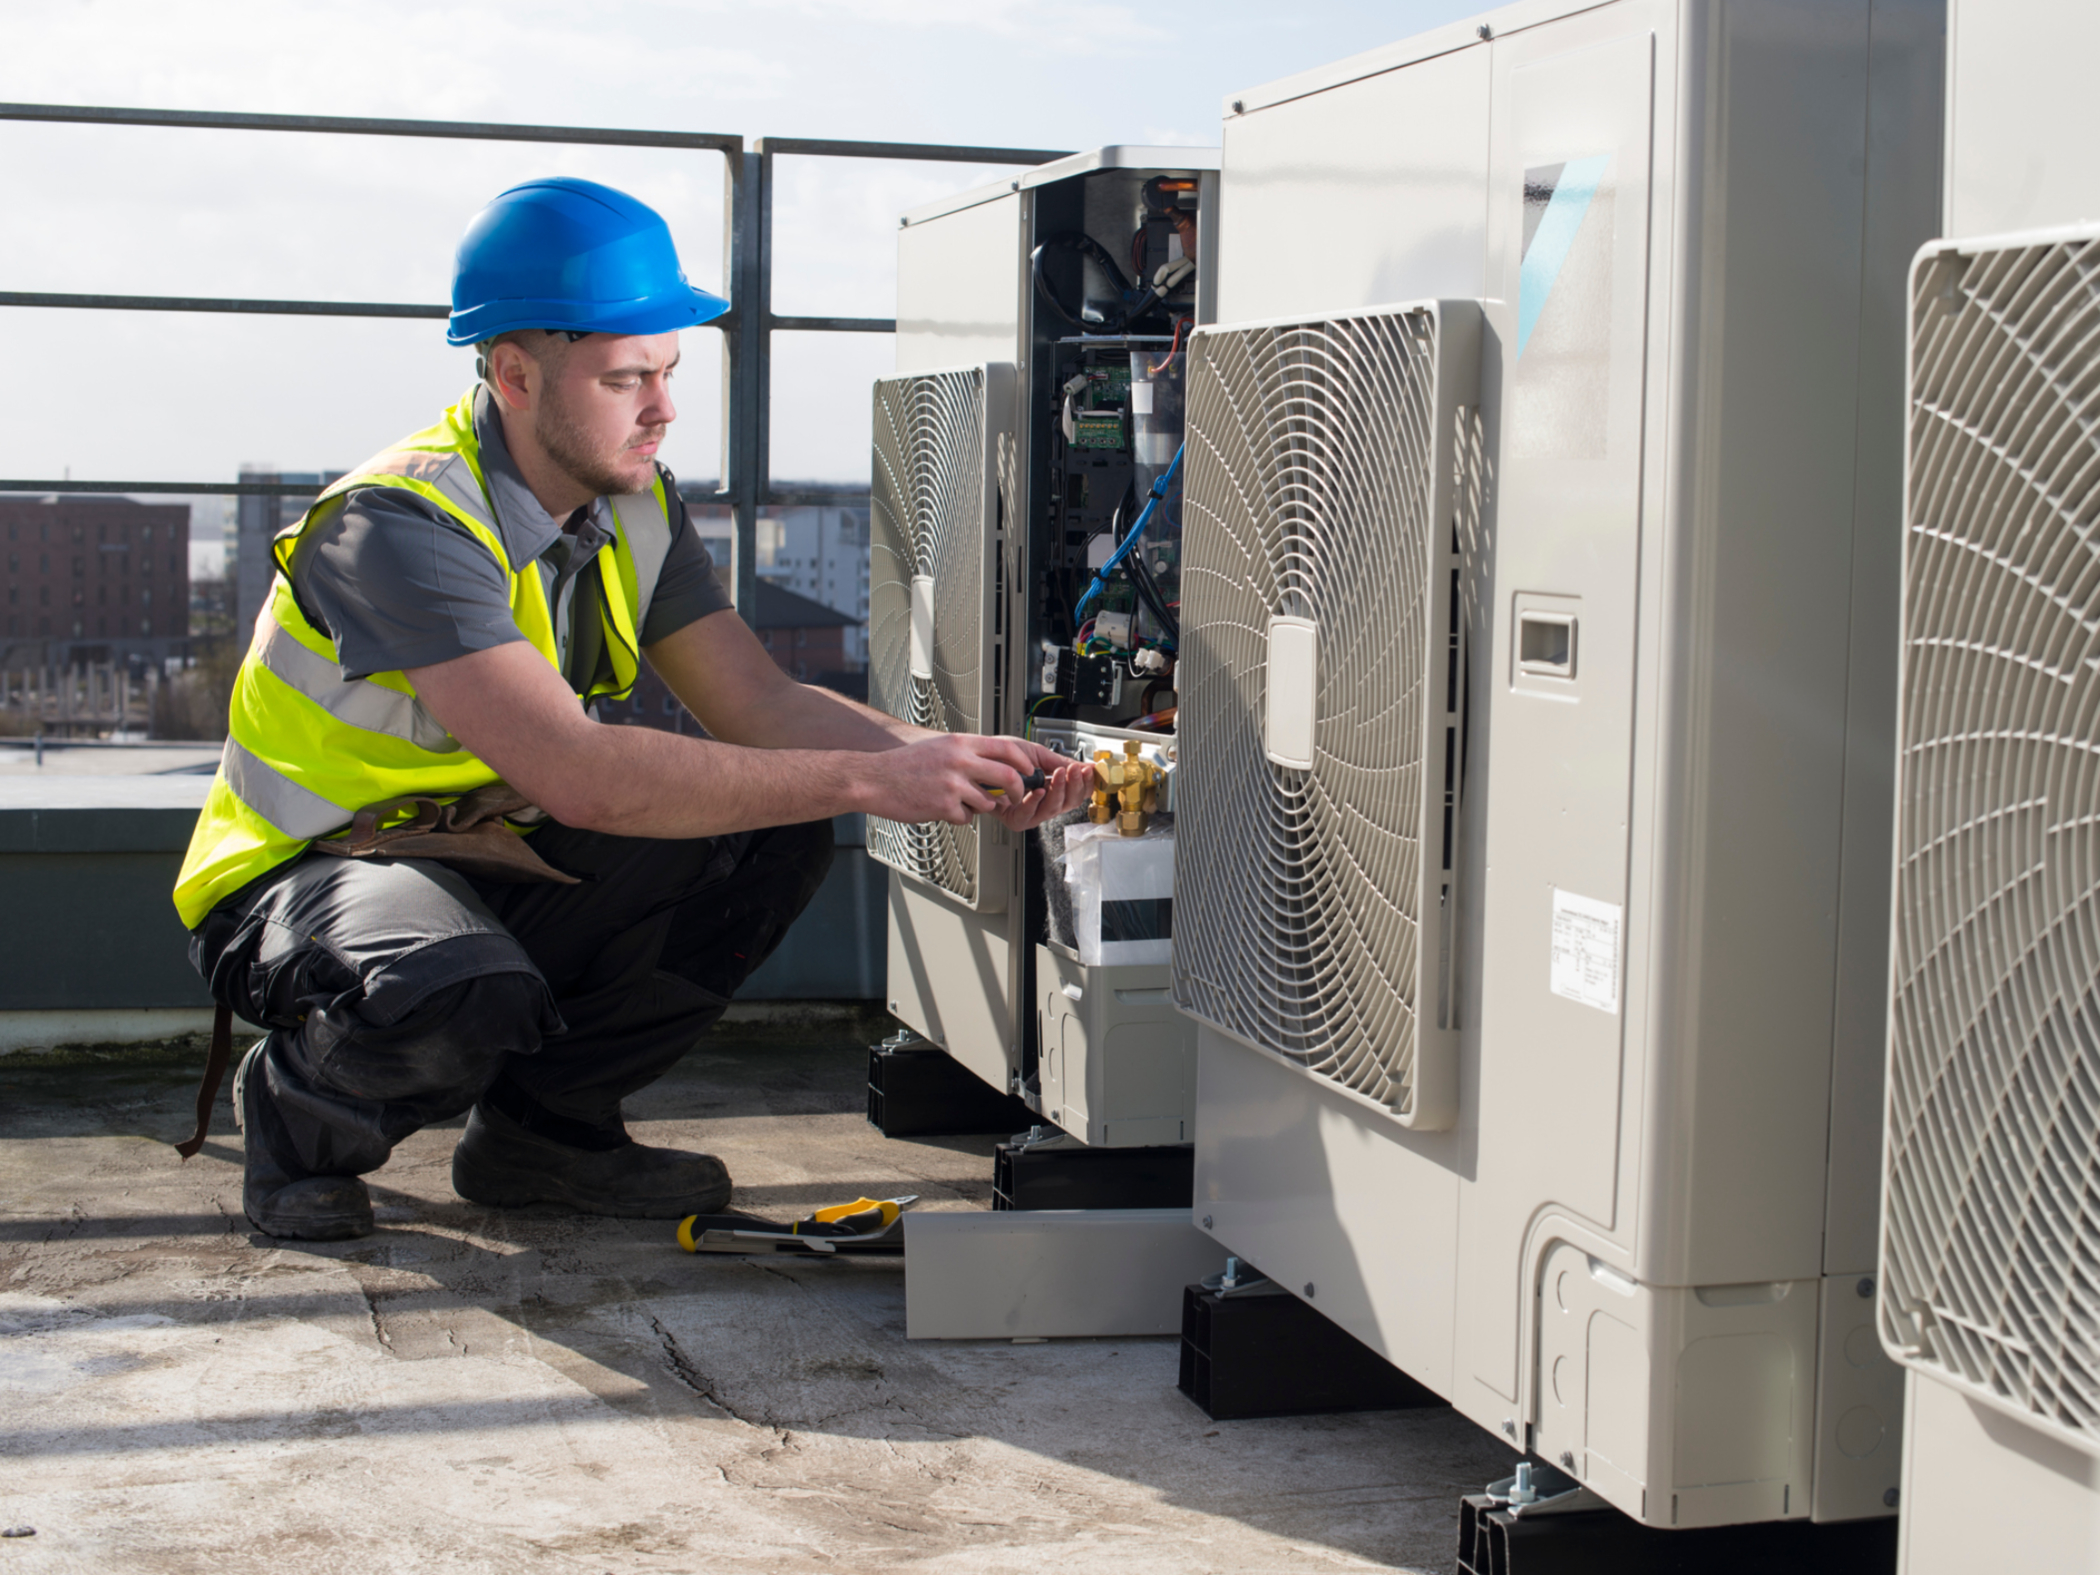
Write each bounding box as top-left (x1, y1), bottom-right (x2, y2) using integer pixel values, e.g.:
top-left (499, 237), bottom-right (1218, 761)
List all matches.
top-left (904, 1208), bottom-right (1227, 1339)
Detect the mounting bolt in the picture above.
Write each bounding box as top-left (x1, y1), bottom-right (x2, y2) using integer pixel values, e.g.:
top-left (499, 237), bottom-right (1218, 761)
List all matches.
top-left (1304, 1282), bottom-right (1316, 1298)
top-left (1884, 1487), bottom-right (1900, 1509)
top-left (1559, 1451), bottom-right (1576, 1471)
top-left (1508, 1461), bottom-right (1537, 1506)
top-left (1202, 1215), bottom-right (1214, 1231)
top-left (1477, 23), bottom-right (1493, 38)
top-left (1857, 1277), bottom-right (1876, 1299)
top-left (1010, 180), bottom-right (1020, 191)
top-left (1502, 1418), bottom-right (1517, 1438)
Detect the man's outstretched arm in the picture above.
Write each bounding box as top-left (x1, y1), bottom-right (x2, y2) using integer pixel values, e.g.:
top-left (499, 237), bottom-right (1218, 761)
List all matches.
top-left (644, 606), bottom-right (926, 753)
top-left (406, 639), bottom-right (1091, 839)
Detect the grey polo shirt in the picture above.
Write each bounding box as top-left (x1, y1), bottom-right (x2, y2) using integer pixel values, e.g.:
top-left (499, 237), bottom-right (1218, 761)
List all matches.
top-left (291, 389), bottom-right (731, 691)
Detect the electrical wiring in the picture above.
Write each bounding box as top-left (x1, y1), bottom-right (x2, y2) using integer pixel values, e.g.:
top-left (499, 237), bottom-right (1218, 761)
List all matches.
top-left (1144, 315), bottom-right (1193, 375)
top-left (1075, 443), bottom-right (1184, 626)
top-left (1032, 231), bottom-right (1147, 333)
top-left (1127, 547), bottom-right (1179, 644)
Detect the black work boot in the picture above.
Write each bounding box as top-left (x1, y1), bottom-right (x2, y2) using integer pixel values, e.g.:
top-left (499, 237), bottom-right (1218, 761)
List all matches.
top-left (235, 1039), bottom-right (374, 1241)
top-left (451, 1097), bottom-right (732, 1218)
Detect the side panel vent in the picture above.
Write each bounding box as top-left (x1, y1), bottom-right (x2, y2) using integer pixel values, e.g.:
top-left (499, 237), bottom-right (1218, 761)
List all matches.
top-left (1172, 302), bottom-right (1480, 1129)
top-left (867, 363), bottom-right (1014, 911)
top-left (1884, 229), bottom-right (2100, 1452)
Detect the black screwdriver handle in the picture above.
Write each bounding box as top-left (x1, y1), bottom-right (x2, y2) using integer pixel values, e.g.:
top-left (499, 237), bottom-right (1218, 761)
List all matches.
top-left (983, 767), bottom-right (1050, 798)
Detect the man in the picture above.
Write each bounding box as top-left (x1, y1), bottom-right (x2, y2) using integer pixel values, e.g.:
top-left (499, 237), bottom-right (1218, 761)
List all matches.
top-left (174, 176), bottom-right (1089, 1242)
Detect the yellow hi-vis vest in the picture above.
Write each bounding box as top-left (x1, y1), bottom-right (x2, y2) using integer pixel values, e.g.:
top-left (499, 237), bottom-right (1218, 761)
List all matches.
top-left (172, 387), bottom-right (676, 927)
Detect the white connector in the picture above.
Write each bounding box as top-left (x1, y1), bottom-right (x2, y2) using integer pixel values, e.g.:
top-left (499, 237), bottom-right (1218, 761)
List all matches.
top-left (1059, 374), bottom-right (1090, 443)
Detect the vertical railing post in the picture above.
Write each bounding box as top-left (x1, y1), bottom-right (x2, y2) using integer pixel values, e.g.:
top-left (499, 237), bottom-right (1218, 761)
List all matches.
top-left (719, 146), bottom-right (771, 623)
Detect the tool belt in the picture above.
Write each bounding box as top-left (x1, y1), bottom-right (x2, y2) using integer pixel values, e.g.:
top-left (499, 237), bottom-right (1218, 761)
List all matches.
top-left (174, 782), bottom-right (576, 1160)
top-left (305, 781), bottom-right (581, 886)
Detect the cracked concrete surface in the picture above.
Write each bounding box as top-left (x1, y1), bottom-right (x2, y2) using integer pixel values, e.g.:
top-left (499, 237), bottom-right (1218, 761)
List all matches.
top-left (0, 1022), bottom-right (1515, 1573)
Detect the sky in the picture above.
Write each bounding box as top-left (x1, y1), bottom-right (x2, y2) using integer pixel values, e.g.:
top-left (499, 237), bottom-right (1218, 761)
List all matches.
top-left (0, 0), bottom-right (1483, 555)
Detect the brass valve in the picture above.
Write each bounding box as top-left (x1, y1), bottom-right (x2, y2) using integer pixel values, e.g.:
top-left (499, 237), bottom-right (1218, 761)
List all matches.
top-left (1089, 739), bottom-right (1163, 836)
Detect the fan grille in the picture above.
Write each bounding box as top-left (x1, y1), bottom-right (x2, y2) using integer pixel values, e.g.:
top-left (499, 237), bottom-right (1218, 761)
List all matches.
top-left (1172, 308), bottom-right (1461, 1118)
top-left (1885, 230), bottom-right (2100, 1446)
top-left (867, 368), bottom-right (988, 904)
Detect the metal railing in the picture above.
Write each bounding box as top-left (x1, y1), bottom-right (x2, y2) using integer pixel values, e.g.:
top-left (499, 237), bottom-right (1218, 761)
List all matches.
top-left (0, 102), bottom-right (1070, 616)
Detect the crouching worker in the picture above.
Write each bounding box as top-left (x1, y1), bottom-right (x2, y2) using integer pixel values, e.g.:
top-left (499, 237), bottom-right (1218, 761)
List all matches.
top-left (171, 177), bottom-right (1090, 1242)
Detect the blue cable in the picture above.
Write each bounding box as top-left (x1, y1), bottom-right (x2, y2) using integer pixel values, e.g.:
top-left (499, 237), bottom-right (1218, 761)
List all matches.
top-left (1075, 443), bottom-right (1184, 627)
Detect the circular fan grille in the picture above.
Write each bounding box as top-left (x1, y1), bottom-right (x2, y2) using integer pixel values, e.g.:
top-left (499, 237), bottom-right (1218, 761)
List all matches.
top-left (868, 368), bottom-right (986, 904)
top-left (1173, 311), bottom-right (1446, 1113)
top-left (1886, 232), bottom-right (2100, 1443)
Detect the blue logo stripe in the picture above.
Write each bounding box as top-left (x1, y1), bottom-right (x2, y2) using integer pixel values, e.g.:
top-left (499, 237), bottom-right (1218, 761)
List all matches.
top-left (1517, 153), bottom-right (1612, 360)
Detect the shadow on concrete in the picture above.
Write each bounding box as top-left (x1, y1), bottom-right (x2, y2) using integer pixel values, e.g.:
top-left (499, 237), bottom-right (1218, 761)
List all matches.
top-left (0, 1023), bottom-right (1514, 1570)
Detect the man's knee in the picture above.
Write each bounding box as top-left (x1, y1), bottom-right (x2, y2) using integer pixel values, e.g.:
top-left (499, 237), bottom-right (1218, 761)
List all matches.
top-left (293, 966), bottom-right (559, 1108)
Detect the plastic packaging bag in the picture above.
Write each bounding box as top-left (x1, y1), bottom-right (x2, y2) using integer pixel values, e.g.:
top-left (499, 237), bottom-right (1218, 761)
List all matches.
top-left (1064, 818), bottom-right (1175, 967)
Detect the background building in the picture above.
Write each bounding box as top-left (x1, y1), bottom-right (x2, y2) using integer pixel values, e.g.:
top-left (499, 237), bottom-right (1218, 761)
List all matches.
top-left (750, 579), bottom-right (859, 686)
top-left (0, 493), bottom-right (191, 669)
top-left (233, 469), bottom-right (341, 646)
top-left (682, 483), bottom-right (872, 671)
top-left (618, 578), bottom-right (864, 735)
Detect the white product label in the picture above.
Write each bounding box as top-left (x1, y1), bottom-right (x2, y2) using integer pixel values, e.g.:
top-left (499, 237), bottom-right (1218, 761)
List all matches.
top-left (1550, 888), bottom-right (1620, 1014)
top-left (1131, 381), bottom-right (1154, 414)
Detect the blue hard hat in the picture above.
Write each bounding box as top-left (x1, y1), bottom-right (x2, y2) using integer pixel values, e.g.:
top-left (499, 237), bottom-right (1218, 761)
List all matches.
top-left (446, 176), bottom-right (729, 346)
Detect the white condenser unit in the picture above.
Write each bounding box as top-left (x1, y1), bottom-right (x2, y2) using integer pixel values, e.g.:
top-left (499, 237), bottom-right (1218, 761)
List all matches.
top-left (1880, 4), bottom-right (2100, 1570)
top-left (881, 150), bottom-right (1219, 1134)
top-left (1175, 302), bottom-right (1477, 1130)
top-left (1179, 0), bottom-right (1942, 1531)
top-left (868, 361), bottom-right (1015, 912)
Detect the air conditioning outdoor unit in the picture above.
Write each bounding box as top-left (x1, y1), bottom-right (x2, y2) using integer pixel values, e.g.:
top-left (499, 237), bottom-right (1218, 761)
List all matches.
top-left (1178, 0), bottom-right (1941, 1532)
top-left (1877, 2), bottom-right (2100, 1569)
top-left (868, 361), bottom-right (1014, 917)
top-left (1175, 300), bottom-right (1476, 1133)
top-left (878, 149), bottom-right (1218, 1136)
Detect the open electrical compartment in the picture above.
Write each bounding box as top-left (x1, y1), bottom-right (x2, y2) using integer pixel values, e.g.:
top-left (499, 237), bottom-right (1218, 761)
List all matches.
top-left (877, 148), bottom-right (1216, 1184)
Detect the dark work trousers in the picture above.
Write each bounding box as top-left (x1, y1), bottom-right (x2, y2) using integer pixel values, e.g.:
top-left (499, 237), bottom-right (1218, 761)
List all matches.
top-left (188, 819), bottom-right (834, 1182)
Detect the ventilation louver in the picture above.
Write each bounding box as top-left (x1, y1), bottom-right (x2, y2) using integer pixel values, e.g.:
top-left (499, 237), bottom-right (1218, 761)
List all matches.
top-left (1172, 302), bottom-right (1479, 1129)
top-left (1884, 228), bottom-right (2100, 1451)
top-left (867, 363), bottom-right (1014, 911)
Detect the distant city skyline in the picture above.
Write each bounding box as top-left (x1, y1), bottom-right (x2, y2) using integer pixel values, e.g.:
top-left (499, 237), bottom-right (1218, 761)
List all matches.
top-left (0, 0), bottom-right (1478, 490)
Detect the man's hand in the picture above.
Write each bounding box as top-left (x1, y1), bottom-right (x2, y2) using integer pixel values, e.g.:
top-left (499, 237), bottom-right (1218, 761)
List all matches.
top-left (991, 748), bottom-right (1095, 833)
top-left (859, 734), bottom-right (1093, 831)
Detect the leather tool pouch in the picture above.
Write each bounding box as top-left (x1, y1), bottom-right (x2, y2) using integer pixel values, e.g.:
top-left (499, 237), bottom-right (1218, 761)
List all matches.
top-left (306, 781), bottom-right (581, 885)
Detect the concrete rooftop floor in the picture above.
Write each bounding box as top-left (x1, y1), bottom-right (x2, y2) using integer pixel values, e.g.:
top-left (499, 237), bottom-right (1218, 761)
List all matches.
top-left (0, 1017), bottom-right (1515, 1574)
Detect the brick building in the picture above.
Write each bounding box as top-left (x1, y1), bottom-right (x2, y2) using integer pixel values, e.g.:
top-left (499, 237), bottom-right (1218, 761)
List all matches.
top-left (0, 494), bottom-right (191, 668)
top-left (751, 580), bottom-right (856, 683)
